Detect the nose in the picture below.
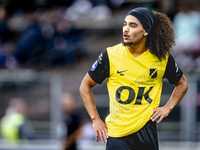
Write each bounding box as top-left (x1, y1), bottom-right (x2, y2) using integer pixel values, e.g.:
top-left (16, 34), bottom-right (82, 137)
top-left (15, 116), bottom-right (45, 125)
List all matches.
top-left (123, 25), bottom-right (129, 32)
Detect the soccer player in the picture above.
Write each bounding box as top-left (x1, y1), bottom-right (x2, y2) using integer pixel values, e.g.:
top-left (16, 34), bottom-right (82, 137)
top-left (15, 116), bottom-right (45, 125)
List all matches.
top-left (79, 7), bottom-right (188, 150)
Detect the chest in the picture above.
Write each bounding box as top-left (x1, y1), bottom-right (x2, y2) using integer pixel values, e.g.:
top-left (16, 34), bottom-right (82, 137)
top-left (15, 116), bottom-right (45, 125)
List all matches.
top-left (108, 52), bottom-right (166, 86)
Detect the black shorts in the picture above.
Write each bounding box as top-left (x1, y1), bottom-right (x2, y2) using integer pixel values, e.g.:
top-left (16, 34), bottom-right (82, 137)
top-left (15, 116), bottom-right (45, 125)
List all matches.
top-left (106, 120), bottom-right (159, 150)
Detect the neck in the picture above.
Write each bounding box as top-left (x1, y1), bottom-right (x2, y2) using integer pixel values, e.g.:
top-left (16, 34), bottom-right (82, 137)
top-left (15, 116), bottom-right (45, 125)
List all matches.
top-left (123, 35), bottom-right (148, 57)
top-left (127, 42), bottom-right (148, 58)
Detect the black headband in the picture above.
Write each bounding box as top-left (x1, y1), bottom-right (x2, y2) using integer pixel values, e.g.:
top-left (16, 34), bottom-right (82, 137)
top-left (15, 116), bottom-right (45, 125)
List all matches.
top-left (127, 7), bottom-right (158, 33)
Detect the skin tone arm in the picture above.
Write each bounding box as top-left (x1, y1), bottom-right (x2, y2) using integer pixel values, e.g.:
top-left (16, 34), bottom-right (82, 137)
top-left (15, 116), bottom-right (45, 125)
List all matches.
top-left (79, 73), bottom-right (109, 144)
top-left (151, 74), bottom-right (189, 123)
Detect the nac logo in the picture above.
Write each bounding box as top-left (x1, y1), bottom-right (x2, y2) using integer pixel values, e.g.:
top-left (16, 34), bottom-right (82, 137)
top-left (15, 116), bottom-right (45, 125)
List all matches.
top-left (149, 68), bottom-right (157, 79)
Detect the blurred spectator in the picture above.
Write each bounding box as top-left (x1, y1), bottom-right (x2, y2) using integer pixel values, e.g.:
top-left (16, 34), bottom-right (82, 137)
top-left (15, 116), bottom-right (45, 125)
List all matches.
top-left (45, 10), bottom-right (87, 67)
top-left (60, 92), bottom-right (82, 150)
top-left (172, 2), bottom-right (200, 70)
top-left (0, 98), bottom-right (35, 145)
top-left (0, 6), bottom-right (11, 68)
top-left (13, 9), bottom-right (46, 68)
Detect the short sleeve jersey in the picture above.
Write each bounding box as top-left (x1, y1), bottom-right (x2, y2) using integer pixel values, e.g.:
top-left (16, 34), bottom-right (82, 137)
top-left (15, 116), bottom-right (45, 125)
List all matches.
top-left (88, 43), bottom-right (183, 137)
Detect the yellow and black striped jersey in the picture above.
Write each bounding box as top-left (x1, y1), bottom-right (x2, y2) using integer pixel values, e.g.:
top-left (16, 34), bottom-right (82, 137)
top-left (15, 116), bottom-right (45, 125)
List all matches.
top-left (88, 43), bottom-right (183, 137)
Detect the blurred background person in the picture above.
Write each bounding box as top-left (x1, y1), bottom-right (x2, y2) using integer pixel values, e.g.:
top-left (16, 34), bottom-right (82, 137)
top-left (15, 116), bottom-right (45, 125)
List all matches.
top-left (13, 8), bottom-right (46, 69)
top-left (44, 7), bottom-right (88, 68)
top-left (0, 98), bottom-right (35, 145)
top-left (0, 5), bottom-right (11, 68)
top-left (172, 1), bottom-right (200, 70)
top-left (60, 92), bottom-right (82, 150)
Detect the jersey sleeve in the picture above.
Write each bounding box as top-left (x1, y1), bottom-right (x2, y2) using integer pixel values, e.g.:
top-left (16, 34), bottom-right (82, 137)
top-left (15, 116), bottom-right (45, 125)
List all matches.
top-left (163, 55), bottom-right (183, 85)
top-left (88, 49), bottom-right (109, 84)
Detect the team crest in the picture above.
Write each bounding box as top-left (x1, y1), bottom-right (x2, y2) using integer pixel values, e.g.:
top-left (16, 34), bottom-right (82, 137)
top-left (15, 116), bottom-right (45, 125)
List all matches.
top-left (149, 68), bottom-right (157, 78)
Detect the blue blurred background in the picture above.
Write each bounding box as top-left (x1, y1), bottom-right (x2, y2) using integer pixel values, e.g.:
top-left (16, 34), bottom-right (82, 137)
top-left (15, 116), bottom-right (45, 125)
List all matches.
top-left (0, 0), bottom-right (200, 149)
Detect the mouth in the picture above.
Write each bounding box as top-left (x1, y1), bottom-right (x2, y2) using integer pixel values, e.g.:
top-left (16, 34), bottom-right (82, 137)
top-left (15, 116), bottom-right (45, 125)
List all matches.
top-left (123, 33), bottom-right (129, 40)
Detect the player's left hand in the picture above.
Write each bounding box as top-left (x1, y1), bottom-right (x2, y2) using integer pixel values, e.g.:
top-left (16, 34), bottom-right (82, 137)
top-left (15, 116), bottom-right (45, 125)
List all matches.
top-left (150, 106), bottom-right (171, 123)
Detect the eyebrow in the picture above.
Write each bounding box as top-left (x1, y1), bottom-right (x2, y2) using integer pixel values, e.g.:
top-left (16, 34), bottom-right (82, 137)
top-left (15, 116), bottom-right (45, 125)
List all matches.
top-left (124, 20), bottom-right (138, 26)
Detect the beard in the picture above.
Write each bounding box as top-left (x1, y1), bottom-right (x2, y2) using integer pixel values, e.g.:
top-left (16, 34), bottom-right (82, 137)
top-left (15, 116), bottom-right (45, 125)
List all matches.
top-left (122, 41), bottom-right (133, 47)
top-left (122, 40), bottom-right (134, 47)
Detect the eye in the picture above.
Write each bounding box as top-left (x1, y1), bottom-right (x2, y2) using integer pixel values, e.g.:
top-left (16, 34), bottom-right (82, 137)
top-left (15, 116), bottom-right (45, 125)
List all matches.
top-left (130, 24), bottom-right (136, 28)
top-left (123, 21), bottom-right (127, 26)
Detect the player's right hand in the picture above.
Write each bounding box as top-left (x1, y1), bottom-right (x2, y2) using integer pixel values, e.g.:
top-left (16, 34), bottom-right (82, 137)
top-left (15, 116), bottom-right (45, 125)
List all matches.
top-left (92, 117), bottom-right (109, 144)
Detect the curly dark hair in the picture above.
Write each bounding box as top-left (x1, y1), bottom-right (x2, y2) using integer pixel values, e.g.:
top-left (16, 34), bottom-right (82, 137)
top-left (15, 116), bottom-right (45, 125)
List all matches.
top-left (145, 11), bottom-right (175, 60)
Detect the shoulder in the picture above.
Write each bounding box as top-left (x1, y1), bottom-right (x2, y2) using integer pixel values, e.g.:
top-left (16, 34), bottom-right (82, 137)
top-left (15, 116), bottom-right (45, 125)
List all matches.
top-left (107, 43), bottom-right (126, 55)
top-left (164, 54), bottom-right (183, 84)
top-left (107, 43), bottom-right (124, 50)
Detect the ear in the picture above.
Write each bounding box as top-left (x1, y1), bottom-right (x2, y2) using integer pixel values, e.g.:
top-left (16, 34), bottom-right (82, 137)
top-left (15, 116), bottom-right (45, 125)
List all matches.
top-left (144, 32), bottom-right (148, 36)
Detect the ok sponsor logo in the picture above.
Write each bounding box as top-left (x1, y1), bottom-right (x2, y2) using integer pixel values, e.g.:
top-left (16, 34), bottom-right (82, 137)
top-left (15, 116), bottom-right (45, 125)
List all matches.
top-left (115, 86), bottom-right (153, 105)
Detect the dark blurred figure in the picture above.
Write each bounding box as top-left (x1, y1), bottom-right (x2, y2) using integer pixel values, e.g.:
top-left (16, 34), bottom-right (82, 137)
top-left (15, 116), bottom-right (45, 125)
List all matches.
top-left (0, 98), bottom-right (35, 145)
top-left (172, 2), bottom-right (200, 70)
top-left (0, 6), bottom-right (11, 68)
top-left (46, 15), bottom-right (87, 67)
top-left (61, 92), bottom-right (82, 150)
top-left (14, 9), bottom-right (46, 68)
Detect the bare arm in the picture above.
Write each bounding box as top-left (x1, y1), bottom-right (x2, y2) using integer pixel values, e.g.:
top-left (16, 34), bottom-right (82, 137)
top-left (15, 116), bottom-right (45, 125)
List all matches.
top-left (151, 74), bottom-right (189, 123)
top-left (79, 73), bottom-right (108, 143)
